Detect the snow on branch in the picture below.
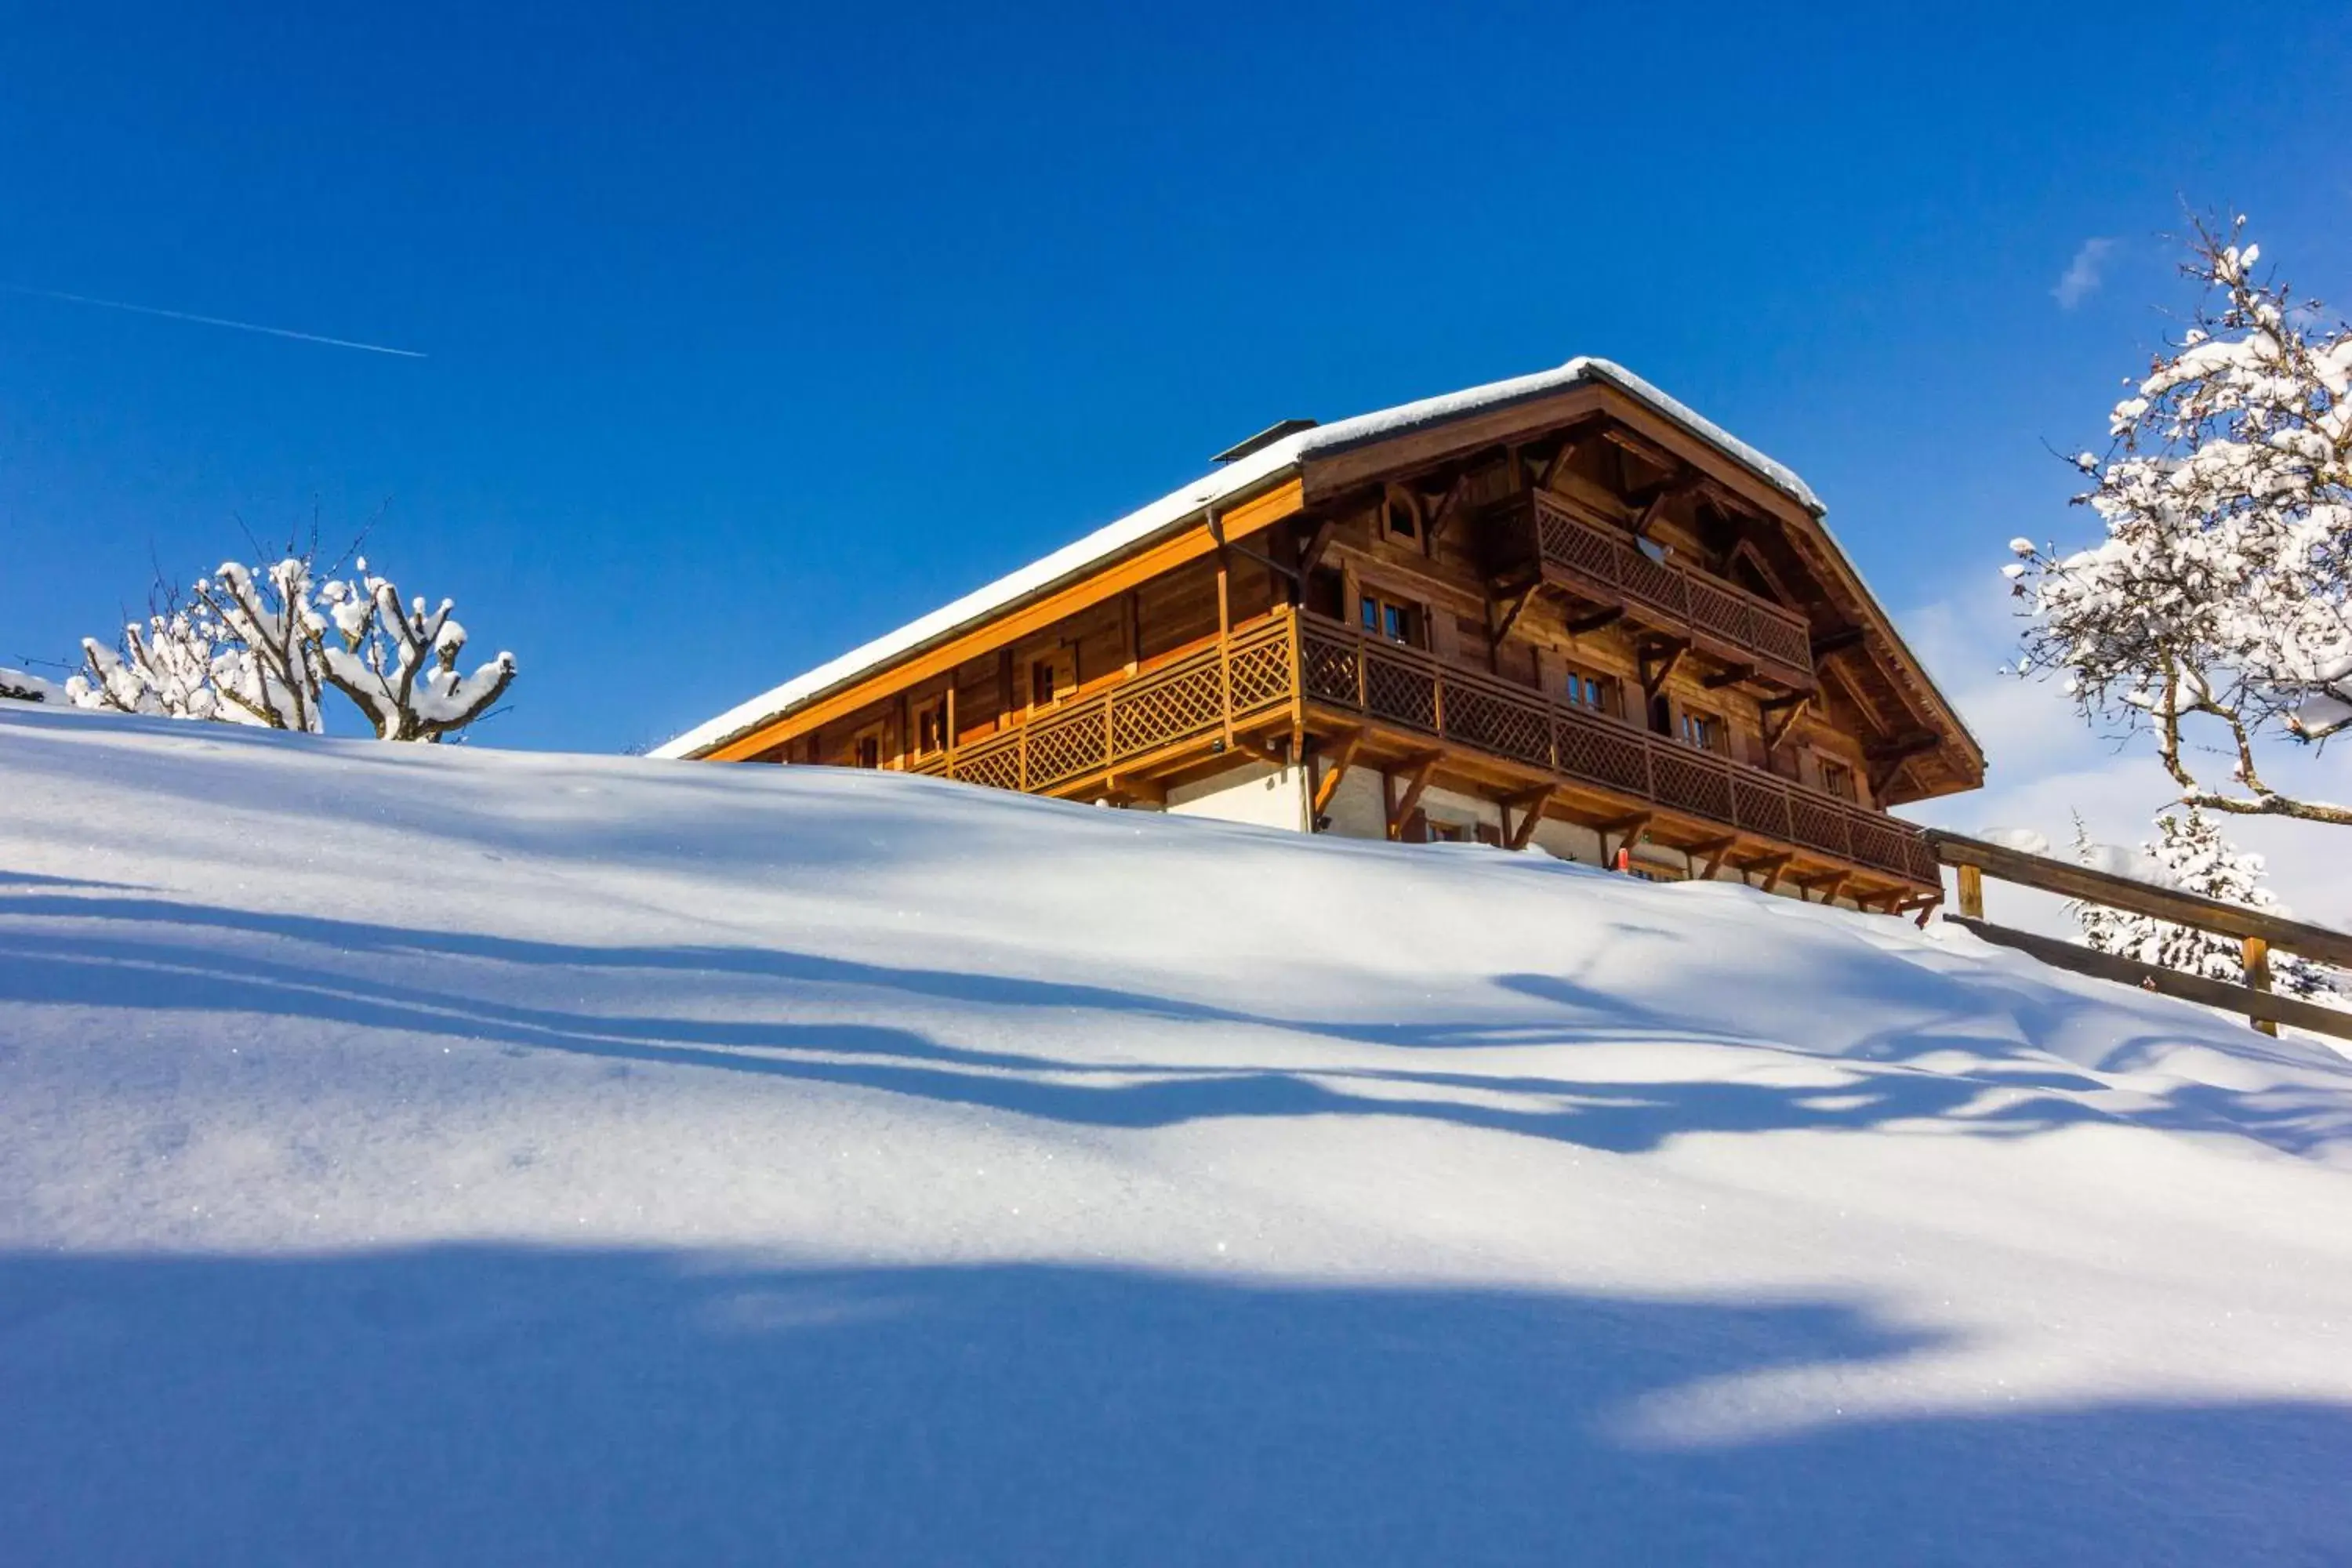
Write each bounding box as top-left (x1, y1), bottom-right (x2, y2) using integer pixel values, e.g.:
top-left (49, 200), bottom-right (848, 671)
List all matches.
top-left (314, 559), bottom-right (516, 741)
top-left (2070, 809), bottom-right (2342, 1004)
top-left (2009, 216), bottom-right (2352, 827)
top-left (68, 546), bottom-right (517, 742)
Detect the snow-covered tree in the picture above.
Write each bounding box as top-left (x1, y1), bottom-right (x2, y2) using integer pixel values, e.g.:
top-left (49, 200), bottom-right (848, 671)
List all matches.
top-left (68, 548), bottom-right (515, 742)
top-left (313, 560), bottom-right (516, 741)
top-left (194, 557), bottom-right (327, 731)
top-left (67, 589), bottom-right (245, 724)
top-left (2070, 808), bottom-right (2339, 1000)
top-left (2009, 217), bottom-right (2352, 827)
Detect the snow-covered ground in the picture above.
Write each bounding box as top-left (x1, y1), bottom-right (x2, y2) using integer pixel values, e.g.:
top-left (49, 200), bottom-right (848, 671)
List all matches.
top-left (5, 704), bottom-right (2350, 1566)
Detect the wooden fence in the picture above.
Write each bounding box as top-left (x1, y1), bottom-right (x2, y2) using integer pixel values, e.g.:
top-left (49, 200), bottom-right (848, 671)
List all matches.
top-left (1925, 828), bottom-right (2352, 1042)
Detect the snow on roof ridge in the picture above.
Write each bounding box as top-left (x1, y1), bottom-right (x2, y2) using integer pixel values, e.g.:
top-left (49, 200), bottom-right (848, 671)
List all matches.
top-left (653, 358), bottom-right (1832, 760)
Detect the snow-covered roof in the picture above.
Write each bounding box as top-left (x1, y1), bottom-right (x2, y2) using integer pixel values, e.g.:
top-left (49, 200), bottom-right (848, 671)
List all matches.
top-left (655, 357), bottom-right (1955, 760)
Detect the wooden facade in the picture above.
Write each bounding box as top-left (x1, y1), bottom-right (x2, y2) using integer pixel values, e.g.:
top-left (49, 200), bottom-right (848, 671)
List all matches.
top-left (668, 367), bottom-right (1983, 913)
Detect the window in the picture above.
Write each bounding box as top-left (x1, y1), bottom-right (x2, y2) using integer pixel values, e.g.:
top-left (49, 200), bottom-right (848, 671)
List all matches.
top-left (916, 702), bottom-right (946, 755)
top-left (1359, 593), bottom-right (1425, 648)
top-left (1384, 497), bottom-right (1419, 543)
top-left (1426, 821), bottom-right (1468, 843)
top-left (1819, 758), bottom-right (1856, 800)
top-left (1030, 659), bottom-right (1058, 707)
top-left (853, 731), bottom-right (882, 769)
top-left (1563, 667), bottom-right (1617, 717)
top-left (1679, 708), bottom-right (1726, 754)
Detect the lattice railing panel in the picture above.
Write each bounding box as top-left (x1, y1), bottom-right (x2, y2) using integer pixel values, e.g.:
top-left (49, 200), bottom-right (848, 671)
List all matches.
top-left (1301, 633), bottom-right (1360, 705)
top-left (1732, 773), bottom-right (1791, 843)
top-left (1111, 663), bottom-right (1223, 758)
top-left (1227, 637), bottom-right (1294, 715)
top-left (1652, 748), bottom-right (1733, 823)
top-left (1024, 704), bottom-right (1109, 787)
top-left (1788, 795), bottom-right (1851, 856)
top-left (1363, 653), bottom-right (1438, 732)
top-left (1445, 682), bottom-right (1552, 766)
top-left (955, 741), bottom-right (1023, 794)
top-left (1686, 575), bottom-right (1755, 649)
top-left (1615, 546), bottom-right (1688, 621)
top-left (1523, 495), bottom-right (1813, 682)
top-left (1555, 712), bottom-right (1650, 795)
top-left (1750, 608), bottom-right (1813, 672)
top-left (1849, 817), bottom-right (1915, 877)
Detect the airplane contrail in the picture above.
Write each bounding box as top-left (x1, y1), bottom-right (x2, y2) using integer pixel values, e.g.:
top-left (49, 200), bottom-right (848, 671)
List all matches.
top-left (0, 281), bottom-right (426, 358)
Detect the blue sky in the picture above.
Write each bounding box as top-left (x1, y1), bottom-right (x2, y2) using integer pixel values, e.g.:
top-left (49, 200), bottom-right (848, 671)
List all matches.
top-left (5, 2), bottom-right (2350, 790)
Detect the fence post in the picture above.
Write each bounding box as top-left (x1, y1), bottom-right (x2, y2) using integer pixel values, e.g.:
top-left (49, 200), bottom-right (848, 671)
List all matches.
top-left (2242, 936), bottom-right (2278, 1036)
top-left (1957, 862), bottom-right (1984, 920)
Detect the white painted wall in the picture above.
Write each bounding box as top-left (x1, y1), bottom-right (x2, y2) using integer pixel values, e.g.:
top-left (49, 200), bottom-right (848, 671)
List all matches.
top-left (1165, 760), bottom-right (1309, 832)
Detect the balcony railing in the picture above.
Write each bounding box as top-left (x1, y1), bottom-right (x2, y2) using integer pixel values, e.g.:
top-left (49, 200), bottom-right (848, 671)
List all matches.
top-left (914, 615), bottom-right (1298, 793)
top-left (1496, 492), bottom-right (1815, 684)
top-left (913, 608), bottom-right (1936, 889)
top-left (1298, 615), bottom-right (1937, 886)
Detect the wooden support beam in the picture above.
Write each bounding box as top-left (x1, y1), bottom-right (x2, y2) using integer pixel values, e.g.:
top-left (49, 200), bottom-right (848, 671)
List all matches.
top-left (1425, 474), bottom-right (1472, 544)
top-left (1744, 851), bottom-right (1794, 895)
top-left (1489, 578), bottom-right (1544, 646)
top-left (1387, 750), bottom-right (1443, 841)
top-left (1639, 639), bottom-right (1689, 695)
top-left (1311, 728), bottom-right (1363, 819)
top-left (1762, 692), bottom-right (1813, 751)
top-left (1298, 516), bottom-right (1340, 581)
top-left (1687, 835), bottom-right (1737, 883)
top-left (1505, 784), bottom-right (1555, 851)
top-left (1536, 435), bottom-right (1586, 492)
top-left (1796, 869), bottom-right (1848, 906)
top-left (1811, 626), bottom-right (1869, 659)
top-left (1629, 475), bottom-right (1700, 538)
top-left (1566, 605), bottom-right (1625, 637)
top-left (1702, 664), bottom-right (1755, 691)
top-left (1599, 811), bottom-right (1651, 865)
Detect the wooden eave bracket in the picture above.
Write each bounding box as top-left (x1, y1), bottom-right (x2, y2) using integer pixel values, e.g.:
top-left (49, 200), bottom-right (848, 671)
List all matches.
top-left (1298, 516), bottom-right (1341, 580)
top-left (1386, 750), bottom-right (1444, 840)
top-left (1424, 474), bottom-right (1472, 545)
top-left (1762, 691), bottom-right (1813, 751)
top-left (1741, 851), bottom-right (1794, 895)
top-left (1312, 728), bottom-right (1364, 818)
top-left (1629, 474), bottom-right (1703, 538)
top-left (1687, 834), bottom-right (1738, 882)
top-left (1599, 811), bottom-right (1652, 862)
top-left (1702, 663), bottom-right (1757, 691)
top-left (1639, 638), bottom-right (1690, 695)
top-left (1489, 577), bottom-right (1545, 644)
top-left (1504, 783), bottom-right (1555, 851)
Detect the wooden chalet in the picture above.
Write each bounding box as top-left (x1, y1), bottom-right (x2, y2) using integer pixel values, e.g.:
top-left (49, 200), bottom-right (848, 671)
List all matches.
top-left (657, 359), bottom-right (1983, 914)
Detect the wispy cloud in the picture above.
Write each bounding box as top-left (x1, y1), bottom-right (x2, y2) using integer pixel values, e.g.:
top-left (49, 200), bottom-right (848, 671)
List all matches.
top-left (2051, 238), bottom-right (2116, 310)
top-left (0, 281), bottom-right (424, 358)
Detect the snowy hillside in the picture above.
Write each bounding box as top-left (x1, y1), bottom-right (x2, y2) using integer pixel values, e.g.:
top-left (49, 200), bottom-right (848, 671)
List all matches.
top-left (5, 704), bottom-right (2351, 1566)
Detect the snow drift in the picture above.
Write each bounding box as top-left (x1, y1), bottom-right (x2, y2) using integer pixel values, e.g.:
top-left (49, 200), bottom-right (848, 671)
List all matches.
top-left (4, 705), bottom-right (2350, 1565)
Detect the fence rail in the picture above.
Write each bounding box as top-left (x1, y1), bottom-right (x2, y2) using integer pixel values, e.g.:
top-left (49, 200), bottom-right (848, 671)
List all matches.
top-left (1926, 827), bottom-right (2352, 1040)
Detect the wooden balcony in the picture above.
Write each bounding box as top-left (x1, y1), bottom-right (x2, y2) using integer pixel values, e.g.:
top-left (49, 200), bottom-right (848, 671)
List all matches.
top-left (1494, 491), bottom-right (1816, 688)
top-left (911, 608), bottom-right (1937, 895)
top-left (1297, 614), bottom-right (1936, 889)
top-left (910, 615), bottom-right (1299, 794)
